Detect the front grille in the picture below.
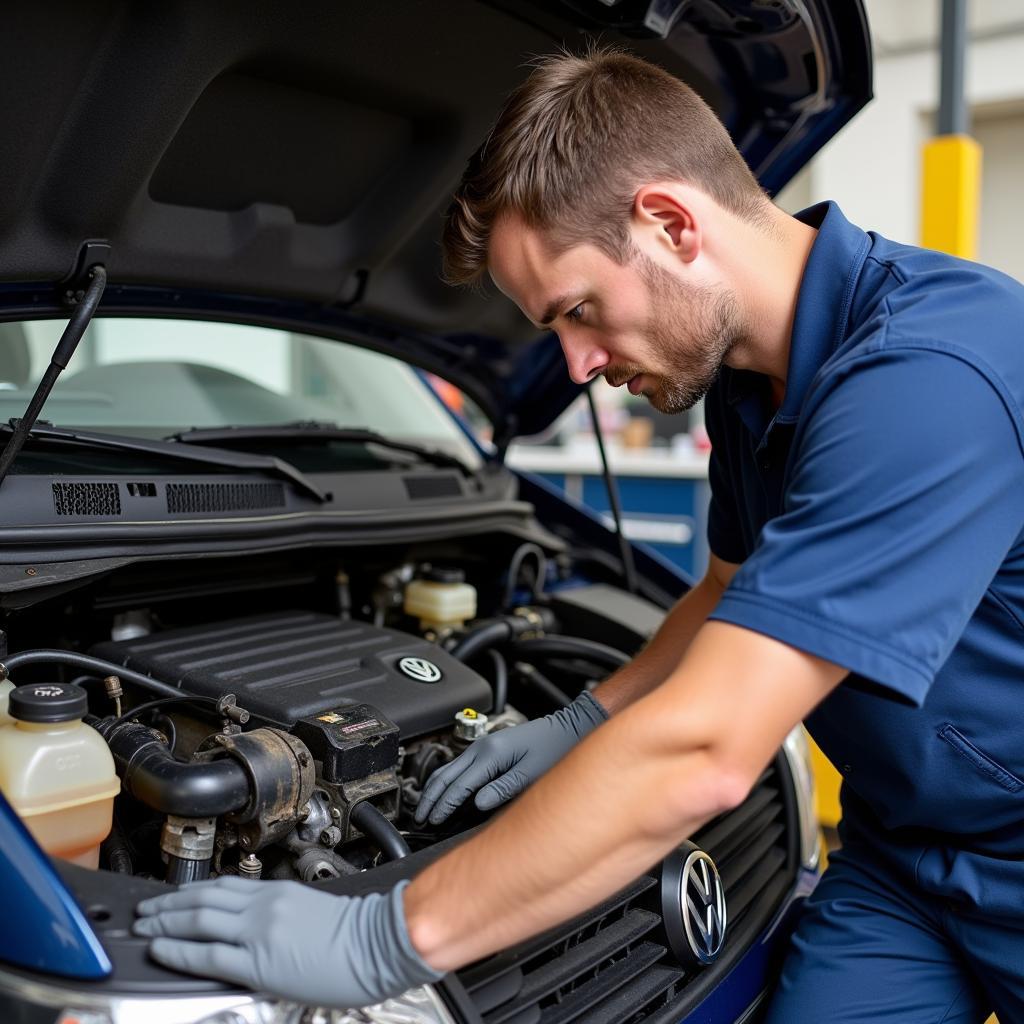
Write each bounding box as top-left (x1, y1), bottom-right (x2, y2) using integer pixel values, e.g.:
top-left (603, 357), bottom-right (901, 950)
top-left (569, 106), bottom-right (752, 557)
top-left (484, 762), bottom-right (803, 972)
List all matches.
top-left (457, 758), bottom-right (796, 1024)
top-left (166, 481), bottom-right (286, 514)
top-left (52, 482), bottom-right (121, 516)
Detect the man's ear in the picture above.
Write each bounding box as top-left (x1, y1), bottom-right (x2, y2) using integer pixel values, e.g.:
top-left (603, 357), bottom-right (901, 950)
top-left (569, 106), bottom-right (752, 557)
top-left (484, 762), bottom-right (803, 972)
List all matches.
top-left (633, 185), bottom-right (702, 264)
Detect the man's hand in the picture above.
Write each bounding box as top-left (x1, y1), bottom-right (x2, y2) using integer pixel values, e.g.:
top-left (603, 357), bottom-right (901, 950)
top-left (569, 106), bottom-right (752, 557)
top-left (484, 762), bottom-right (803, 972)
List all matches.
top-left (405, 622), bottom-right (847, 971)
top-left (414, 690), bottom-right (608, 825)
top-left (133, 875), bottom-right (442, 1010)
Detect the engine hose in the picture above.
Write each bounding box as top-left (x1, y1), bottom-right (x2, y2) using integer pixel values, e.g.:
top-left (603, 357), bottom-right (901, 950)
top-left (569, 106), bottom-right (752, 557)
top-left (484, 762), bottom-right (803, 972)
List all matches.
top-left (165, 854), bottom-right (211, 886)
top-left (349, 800), bottom-right (410, 861)
top-left (101, 822), bottom-right (133, 874)
top-left (511, 636), bottom-right (630, 671)
top-left (96, 718), bottom-right (250, 817)
top-left (3, 650), bottom-right (183, 700)
top-left (449, 608), bottom-right (560, 665)
top-left (487, 648), bottom-right (508, 715)
top-left (449, 621), bottom-right (514, 663)
top-left (513, 662), bottom-right (571, 709)
top-left (503, 542), bottom-right (548, 607)
top-left (408, 742), bottom-right (449, 788)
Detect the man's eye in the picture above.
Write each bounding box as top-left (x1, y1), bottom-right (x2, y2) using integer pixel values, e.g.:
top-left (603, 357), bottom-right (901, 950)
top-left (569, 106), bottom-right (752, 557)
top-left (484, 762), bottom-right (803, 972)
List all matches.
top-left (565, 304), bottom-right (585, 323)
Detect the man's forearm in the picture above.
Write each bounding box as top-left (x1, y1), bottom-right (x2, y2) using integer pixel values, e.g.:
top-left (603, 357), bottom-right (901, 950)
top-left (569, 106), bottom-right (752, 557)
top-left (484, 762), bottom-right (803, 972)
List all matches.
top-left (404, 621), bottom-right (844, 973)
top-left (594, 571), bottom-right (727, 714)
top-left (403, 671), bottom-right (737, 971)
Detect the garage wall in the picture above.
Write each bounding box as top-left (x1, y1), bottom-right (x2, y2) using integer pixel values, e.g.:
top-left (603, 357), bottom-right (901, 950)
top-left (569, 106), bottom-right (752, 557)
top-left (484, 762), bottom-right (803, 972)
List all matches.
top-left (776, 0), bottom-right (1024, 284)
top-left (974, 101), bottom-right (1024, 283)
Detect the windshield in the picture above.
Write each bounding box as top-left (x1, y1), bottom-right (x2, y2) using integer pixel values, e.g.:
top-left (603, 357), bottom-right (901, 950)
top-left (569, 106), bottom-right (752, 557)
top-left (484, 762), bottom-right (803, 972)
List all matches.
top-left (0, 317), bottom-right (481, 464)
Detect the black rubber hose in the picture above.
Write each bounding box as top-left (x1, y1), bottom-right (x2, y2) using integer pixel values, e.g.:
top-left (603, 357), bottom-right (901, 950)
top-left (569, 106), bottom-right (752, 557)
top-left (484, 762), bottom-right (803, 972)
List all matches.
top-left (487, 648), bottom-right (508, 715)
top-left (101, 823), bottom-right (133, 874)
top-left (3, 650), bottom-right (183, 700)
top-left (350, 800), bottom-right (410, 861)
top-left (165, 854), bottom-right (211, 885)
top-left (511, 636), bottom-right (631, 671)
top-left (97, 719), bottom-right (250, 817)
top-left (503, 542), bottom-right (548, 607)
top-left (514, 662), bottom-right (572, 709)
top-left (449, 621), bottom-right (513, 663)
top-left (408, 742), bottom-right (449, 788)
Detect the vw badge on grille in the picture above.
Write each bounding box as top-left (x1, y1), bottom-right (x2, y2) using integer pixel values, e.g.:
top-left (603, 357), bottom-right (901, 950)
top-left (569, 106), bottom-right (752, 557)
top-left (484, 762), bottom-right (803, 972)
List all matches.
top-left (398, 657), bottom-right (442, 683)
top-left (661, 840), bottom-right (727, 966)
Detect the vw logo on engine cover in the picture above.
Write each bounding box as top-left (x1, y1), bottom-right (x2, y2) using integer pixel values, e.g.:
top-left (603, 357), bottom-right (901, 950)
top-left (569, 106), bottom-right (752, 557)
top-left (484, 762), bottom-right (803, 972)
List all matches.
top-left (398, 656), bottom-right (442, 683)
top-left (661, 841), bottom-right (727, 966)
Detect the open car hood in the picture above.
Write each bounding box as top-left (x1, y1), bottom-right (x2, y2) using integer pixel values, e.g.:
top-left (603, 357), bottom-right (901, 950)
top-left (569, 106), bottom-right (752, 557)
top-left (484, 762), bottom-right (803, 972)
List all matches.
top-left (0, 0), bottom-right (870, 442)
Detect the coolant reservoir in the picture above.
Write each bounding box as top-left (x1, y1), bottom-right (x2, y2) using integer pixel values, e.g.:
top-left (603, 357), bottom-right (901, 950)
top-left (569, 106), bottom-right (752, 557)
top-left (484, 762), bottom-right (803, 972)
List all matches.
top-left (404, 566), bottom-right (477, 632)
top-left (0, 683), bottom-right (119, 868)
top-left (0, 678), bottom-right (13, 728)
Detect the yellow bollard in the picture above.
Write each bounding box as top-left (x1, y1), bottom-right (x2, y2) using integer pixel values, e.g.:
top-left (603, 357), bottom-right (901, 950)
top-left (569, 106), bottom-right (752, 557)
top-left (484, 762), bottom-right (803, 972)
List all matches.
top-left (920, 134), bottom-right (982, 259)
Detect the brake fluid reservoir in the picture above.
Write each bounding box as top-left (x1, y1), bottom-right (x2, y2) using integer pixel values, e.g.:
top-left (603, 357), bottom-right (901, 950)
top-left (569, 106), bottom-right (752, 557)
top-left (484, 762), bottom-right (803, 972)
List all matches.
top-left (404, 566), bottom-right (477, 632)
top-left (0, 683), bottom-right (119, 868)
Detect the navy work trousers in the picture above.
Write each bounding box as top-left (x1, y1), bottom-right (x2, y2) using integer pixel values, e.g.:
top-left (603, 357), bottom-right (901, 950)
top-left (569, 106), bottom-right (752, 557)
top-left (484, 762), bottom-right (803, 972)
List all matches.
top-left (763, 840), bottom-right (1024, 1022)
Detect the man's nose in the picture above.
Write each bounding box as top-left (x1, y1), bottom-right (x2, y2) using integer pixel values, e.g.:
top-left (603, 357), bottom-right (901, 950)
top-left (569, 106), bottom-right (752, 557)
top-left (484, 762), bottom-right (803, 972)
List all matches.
top-left (559, 332), bottom-right (610, 385)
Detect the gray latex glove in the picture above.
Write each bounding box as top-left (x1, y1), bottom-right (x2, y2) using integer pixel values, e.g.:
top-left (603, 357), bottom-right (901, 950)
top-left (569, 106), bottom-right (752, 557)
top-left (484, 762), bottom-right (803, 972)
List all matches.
top-left (415, 689), bottom-right (608, 825)
top-left (133, 875), bottom-right (442, 1010)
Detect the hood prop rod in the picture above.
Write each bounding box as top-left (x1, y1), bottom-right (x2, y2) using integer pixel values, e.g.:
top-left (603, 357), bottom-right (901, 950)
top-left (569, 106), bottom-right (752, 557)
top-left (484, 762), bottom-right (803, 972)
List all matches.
top-left (0, 261), bottom-right (107, 491)
top-left (586, 385), bottom-right (638, 595)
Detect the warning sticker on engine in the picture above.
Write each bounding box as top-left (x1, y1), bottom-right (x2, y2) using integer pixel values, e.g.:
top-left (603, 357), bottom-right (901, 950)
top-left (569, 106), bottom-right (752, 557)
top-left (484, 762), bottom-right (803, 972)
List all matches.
top-left (341, 719), bottom-right (379, 733)
top-left (316, 710), bottom-right (381, 734)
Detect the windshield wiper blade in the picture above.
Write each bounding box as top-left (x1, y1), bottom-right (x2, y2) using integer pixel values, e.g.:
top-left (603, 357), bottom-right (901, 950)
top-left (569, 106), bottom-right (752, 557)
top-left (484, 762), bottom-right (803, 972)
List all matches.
top-left (6, 423), bottom-right (328, 503)
top-left (169, 422), bottom-right (474, 476)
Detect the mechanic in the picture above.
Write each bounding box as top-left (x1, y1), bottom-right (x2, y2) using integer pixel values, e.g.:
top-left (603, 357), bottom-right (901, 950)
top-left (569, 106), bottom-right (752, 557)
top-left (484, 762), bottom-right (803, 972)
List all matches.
top-left (134, 49), bottom-right (1024, 1022)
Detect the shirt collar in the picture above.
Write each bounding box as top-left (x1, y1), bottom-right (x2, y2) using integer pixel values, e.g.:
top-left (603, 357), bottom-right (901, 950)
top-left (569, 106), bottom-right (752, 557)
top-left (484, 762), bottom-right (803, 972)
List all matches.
top-left (726, 201), bottom-right (870, 434)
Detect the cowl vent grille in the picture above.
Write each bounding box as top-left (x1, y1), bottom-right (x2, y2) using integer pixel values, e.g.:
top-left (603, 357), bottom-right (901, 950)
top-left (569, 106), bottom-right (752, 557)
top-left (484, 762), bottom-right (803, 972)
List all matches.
top-left (53, 482), bottom-right (121, 517)
top-left (166, 482), bottom-right (286, 514)
top-left (457, 759), bottom-right (796, 1024)
top-left (404, 474), bottom-right (461, 500)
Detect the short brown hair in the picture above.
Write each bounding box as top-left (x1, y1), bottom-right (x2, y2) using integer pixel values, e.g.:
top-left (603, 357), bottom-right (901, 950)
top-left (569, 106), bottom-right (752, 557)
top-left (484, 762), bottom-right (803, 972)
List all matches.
top-left (441, 47), bottom-right (769, 286)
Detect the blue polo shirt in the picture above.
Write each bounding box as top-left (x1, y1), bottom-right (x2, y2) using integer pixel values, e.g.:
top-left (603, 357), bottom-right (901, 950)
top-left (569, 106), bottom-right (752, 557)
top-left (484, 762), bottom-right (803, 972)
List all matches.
top-left (705, 202), bottom-right (1024, 915)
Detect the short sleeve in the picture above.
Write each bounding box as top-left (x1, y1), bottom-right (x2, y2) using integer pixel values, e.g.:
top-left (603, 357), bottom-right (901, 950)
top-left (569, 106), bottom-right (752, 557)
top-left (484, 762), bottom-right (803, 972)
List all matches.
top-left (709, 346), bottom-right (1024, 706)
top-left (704, 383), bottom-right (749, 564)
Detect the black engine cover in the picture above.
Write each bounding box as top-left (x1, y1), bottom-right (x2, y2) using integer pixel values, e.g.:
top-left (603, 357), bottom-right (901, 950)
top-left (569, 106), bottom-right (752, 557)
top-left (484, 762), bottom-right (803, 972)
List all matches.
top-left (93, 610), bottom-right (492, 738)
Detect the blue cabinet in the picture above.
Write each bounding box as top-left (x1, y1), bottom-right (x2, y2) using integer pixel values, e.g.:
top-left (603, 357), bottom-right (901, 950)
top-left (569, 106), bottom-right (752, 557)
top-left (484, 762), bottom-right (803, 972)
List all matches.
top-left (511, 449), bottom-right (710, 579)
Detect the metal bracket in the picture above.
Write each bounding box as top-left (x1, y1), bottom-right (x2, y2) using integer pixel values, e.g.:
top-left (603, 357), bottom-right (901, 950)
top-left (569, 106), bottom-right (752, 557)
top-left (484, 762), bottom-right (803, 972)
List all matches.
top-left (60, 239), bottom-right (111, 307)
top-left (335, 267), bottom-right (369, 310)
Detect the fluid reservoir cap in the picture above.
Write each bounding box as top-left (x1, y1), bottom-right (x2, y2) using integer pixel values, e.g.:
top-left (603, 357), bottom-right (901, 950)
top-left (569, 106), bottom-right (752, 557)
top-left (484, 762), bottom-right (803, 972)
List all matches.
top-left (420, 564), bottom-right (465, 584)
top-left (8, 683), bottom-right (88, 723)
top-left (454, 707), bottom-right (488, 741)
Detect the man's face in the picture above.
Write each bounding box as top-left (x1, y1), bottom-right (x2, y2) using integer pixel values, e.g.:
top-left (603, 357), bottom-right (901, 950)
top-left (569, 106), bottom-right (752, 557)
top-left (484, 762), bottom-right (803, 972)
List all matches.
top-left (488, 214), bottom-right (742, 413)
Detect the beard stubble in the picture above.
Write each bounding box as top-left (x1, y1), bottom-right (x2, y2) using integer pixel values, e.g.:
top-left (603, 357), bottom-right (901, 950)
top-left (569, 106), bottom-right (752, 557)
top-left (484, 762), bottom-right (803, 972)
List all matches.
top-left (608, 255), bottom-right (742, 414)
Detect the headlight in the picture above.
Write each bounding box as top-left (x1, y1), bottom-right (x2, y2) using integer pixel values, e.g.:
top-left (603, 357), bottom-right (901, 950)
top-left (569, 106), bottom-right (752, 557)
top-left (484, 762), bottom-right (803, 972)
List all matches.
top-left (0, 964), bottom-right (455, 1024)
top-left (190, 988), bottom-right (456, 1024)
top-left (781, 726), bottom-right (821, 871)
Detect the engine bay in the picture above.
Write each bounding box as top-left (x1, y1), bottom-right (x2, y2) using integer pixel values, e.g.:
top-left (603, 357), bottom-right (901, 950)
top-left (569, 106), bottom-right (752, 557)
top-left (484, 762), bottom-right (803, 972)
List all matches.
top-left (0, 535), bottom-right (664, 888)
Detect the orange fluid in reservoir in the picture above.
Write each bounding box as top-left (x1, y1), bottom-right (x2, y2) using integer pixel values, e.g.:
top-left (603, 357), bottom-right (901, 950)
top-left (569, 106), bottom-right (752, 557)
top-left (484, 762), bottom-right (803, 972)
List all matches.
top-left (0, 718), bottom-right (119, 867)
